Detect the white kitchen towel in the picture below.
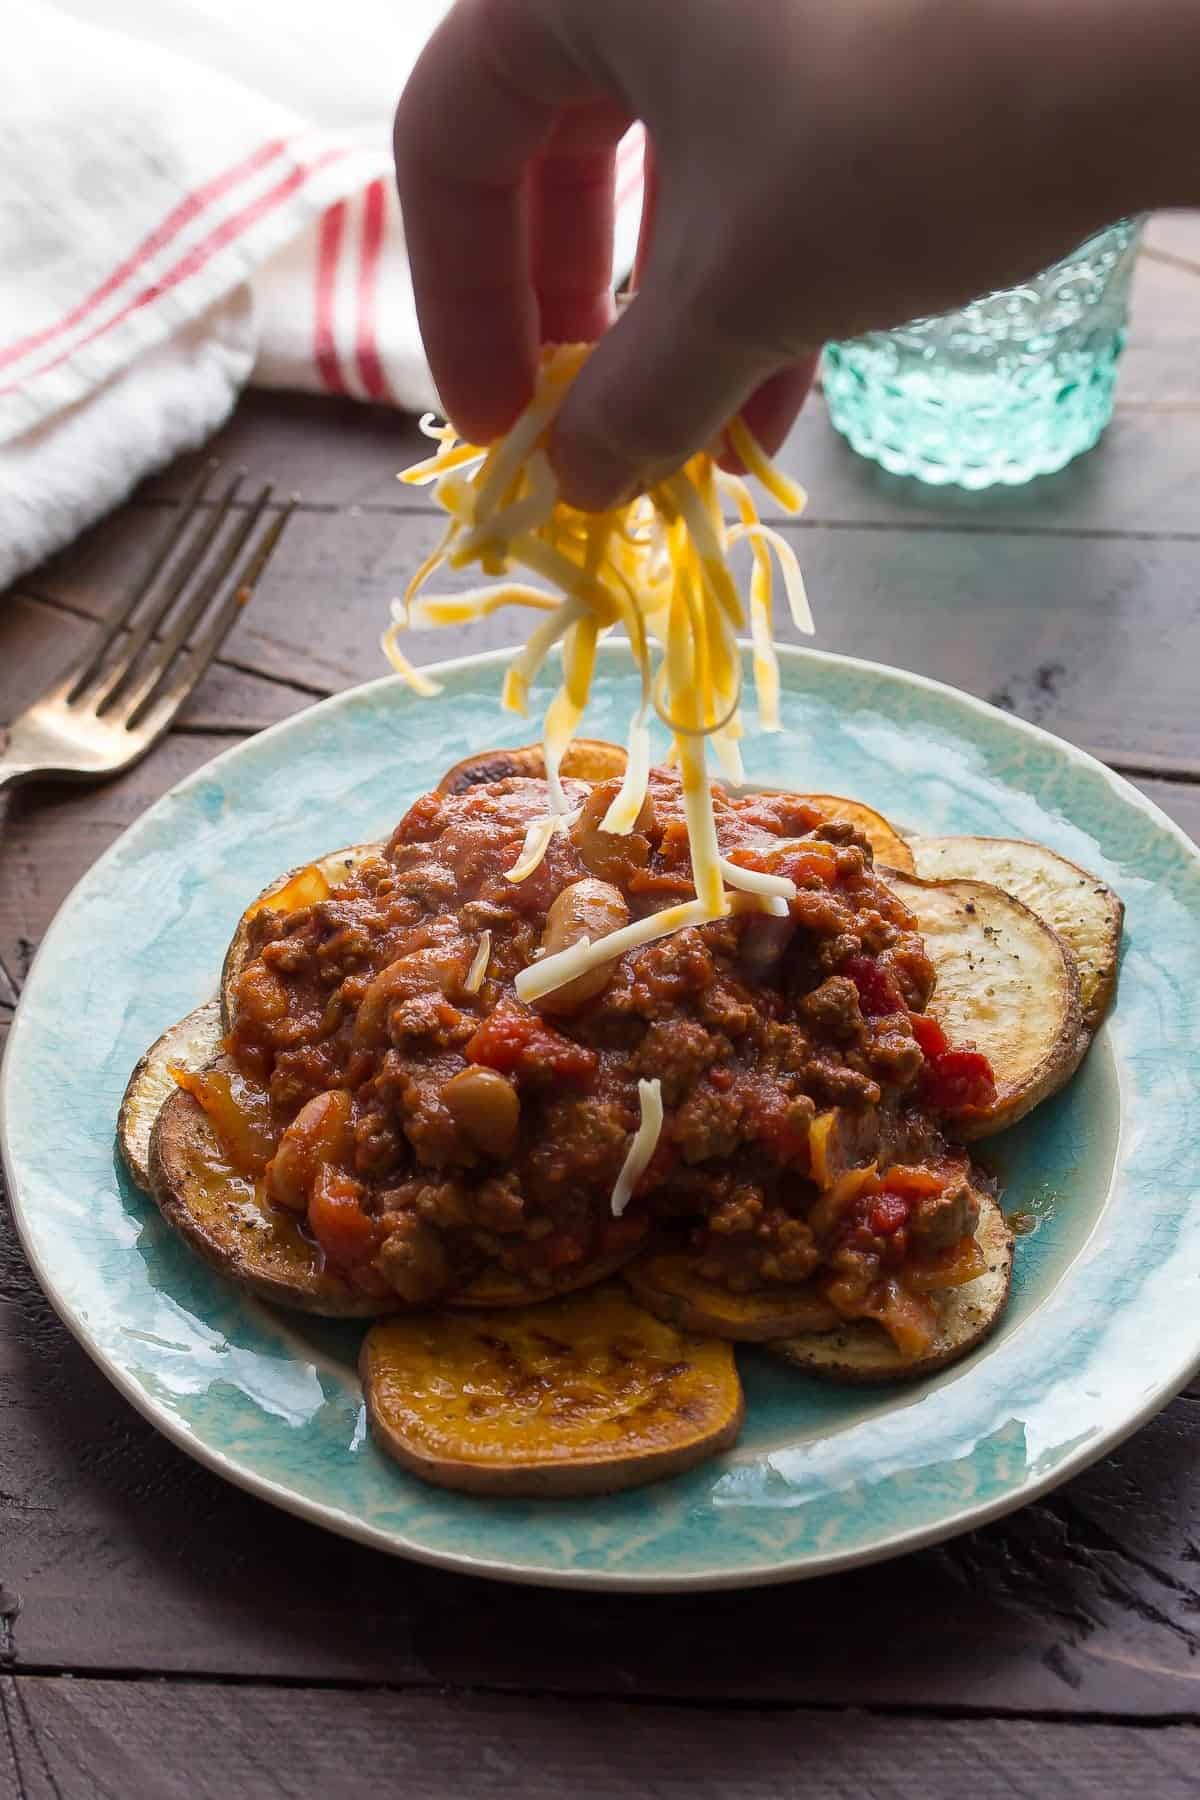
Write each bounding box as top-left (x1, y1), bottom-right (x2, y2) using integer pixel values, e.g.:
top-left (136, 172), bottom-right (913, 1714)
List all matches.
top-left (0, 0), bottom-right (646, 588)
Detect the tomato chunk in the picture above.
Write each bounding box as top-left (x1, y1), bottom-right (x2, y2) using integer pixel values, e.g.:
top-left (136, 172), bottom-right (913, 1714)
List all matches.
top-left (466, 1002), bottom-right (597, 1085)
top-left (308, 1168), bottom-right (375, 1266)
top-left (867, 1191), bottom-right (911, 1236)
top-left (908, 1012), bottom-right (997, 1114)
top-left (908, 1011), bottom-right (948, 1058)
top-left (843, 955), bottom-right (906, 1017)
top-left (923, 1048), bottom-right (997, 1114)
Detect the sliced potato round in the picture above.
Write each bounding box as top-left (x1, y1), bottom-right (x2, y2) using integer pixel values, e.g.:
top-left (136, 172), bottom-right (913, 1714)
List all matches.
top-left (361, 1284), bottom-right (743, 1496)
top-left (148, 1076), bottom-right (395, 1318)
top-left (884, 870), bottom-right (1086, 1139)
top-left (436, 738), bottom-right (627, 795)
top-left (118, 1001), bottom-right (223, 1192)
top-left (219, 841), bottom-right (385, 1030)
top-left (911, 835), bottom-right (1122, 1032)
top-left (625, 1250), bottom-right (838, 1341)
top-left (771, 1192), bottom-right (1013, 1383)
top-left (798, 795), bottom-right (916, 873)
top-left (453, 1241), bottom-right (647, 1308)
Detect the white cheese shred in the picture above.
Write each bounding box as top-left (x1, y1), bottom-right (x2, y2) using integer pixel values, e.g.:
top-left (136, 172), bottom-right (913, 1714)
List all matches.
top-left (611, 1079), bottom-right (664, 1218)
top-left (515, 899), bottom-right (715, 1004)
top-left (719, 857), bottom-right (797, 902)
top-left (388, 344), bottom-right (811, 1000)
top-left (464, 930), bottom-right (492, 994)
top-left (505, 807), bottom-right (581, 885)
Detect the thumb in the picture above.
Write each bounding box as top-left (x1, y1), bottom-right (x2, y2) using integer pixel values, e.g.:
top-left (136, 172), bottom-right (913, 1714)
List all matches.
top-left (549, 277), bottom-right (782, 511)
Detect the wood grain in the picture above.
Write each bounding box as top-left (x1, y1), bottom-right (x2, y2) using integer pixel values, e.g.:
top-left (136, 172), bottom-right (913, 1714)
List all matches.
top-left (0, 590), bottom-right (305, 739)
top-left (17, 496), bottom-right (1200, 768)
top-left (3, 1680), bottom-right (1198, 1800)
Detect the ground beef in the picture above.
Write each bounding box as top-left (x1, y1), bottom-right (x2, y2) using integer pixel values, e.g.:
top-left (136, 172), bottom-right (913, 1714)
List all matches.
top-left (800, 976), bottom-right (865, 1042)
top-left (220, 765), bottom-right (978, 1304)
top-left (909, 1177), bottom-right (980, 1251)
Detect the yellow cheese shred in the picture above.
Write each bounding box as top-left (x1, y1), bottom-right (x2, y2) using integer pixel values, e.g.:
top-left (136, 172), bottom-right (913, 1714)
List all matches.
top-left (611, 1079), bottom-right (664, 1218)
top-left (386, 344), bottom-right (810, 999)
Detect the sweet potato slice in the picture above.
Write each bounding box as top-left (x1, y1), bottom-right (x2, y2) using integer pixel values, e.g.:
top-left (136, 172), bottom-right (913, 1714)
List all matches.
top-left (797, 795), bottom-right (916, 873)
top-left (219, 841), bottom-right (385, 1029)
top-left (770, 1192), bottom-right (1013, 1383)
top-left (625, 1251), bottom-right (838, 1341)
top-left (884, 870), bottom-right (1086, 1139)
top-left (911, 835), bottom-right (1123, 1031)
top-left (361, 1284), bottom-right (743, 1496)
top-left (147, 1066), bottom-right (395, 1318)
top-left (436, 737), bottom-right (627, 794)
top-left (118, 1001), bottom-right (223, 1192)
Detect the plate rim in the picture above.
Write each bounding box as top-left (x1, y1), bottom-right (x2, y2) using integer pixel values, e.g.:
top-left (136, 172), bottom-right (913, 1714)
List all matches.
top-left (4, 640), bottom-right (1200, 1591)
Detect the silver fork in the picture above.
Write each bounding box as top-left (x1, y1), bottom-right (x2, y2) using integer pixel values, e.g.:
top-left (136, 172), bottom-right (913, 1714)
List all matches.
top-left (0, 465), bottom-right (296, 792)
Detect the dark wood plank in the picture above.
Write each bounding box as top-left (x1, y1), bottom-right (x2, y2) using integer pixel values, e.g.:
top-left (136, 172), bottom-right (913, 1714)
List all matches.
top-left (0, 590), bottom-right (304, 738)
top-left (138, 387), bottom-right (1200, 537)
top-left (137, 388), bottom-right (435, 513)
top-left (4, 1678), bottom-right (1198, 1800)
top-left (19, 495), bottom-right (1200, 768)
top-left (0, 734), bottom-right (243, 1027)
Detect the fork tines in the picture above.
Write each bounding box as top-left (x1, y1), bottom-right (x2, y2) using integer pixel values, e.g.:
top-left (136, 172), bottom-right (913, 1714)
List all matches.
top-left (67, 465), bottom-right (295, 733)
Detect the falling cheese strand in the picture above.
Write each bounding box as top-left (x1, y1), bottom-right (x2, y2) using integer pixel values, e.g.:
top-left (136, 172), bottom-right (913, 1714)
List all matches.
top-left (385, 344), bottom-right (811, 999)
top-left (611, 1079), bottom-right (664, 1218)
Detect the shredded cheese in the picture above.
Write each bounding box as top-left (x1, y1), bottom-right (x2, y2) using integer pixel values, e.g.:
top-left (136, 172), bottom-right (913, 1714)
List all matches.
top-left (515, 899), bottom-right (713, 1005)
top-left (611, 1079), bottom-right (664, 1217)
top-left (388, 345), bottom-right (811, 998)
top-left (719, 857), bottom-right (797, 902)
top-left (464, 930), bottom-right (492, 994)
top-left (380, 623), bottom-right (443, 697)
top-left (504, 808), bottom-right (581, 885)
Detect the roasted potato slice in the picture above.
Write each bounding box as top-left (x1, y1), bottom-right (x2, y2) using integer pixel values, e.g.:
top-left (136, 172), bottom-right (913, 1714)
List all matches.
top-left (625, 1250), bottom-right (838, 1341)
top-left (884, 870), bottom-right (1086, 1139)
top-left (770, 1192), bottom-right (1013, 1383)
top-left (361, 1284), bottom-right (743, 1496)
top-left (146, 1066), bottom-right (395, 1318)
top-left (219, 842), bottom-right (385, 1029)
top-left (797, 795), bottom-right (916, 873)
top-left (437, 738), bottom-right (627, 794)
top-left (118, 1000), bottom-right (223, 1192)
top-left (911, 835), bottom-right (1122, 1031)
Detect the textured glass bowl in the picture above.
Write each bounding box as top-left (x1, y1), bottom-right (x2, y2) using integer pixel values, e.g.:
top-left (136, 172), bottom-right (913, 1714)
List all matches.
top-left (822, 219), bottom-right (1143, 489)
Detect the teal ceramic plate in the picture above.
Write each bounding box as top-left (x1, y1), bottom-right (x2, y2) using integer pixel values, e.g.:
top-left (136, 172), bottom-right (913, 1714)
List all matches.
top-left (4, 646), bottom-right (1199, 1590)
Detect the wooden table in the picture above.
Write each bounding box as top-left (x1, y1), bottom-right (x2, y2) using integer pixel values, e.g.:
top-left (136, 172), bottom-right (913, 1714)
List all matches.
top-left (3, 219), bottom-right (1200, 1798)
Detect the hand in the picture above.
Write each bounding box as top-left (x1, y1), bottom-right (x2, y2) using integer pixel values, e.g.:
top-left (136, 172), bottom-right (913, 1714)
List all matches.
top-left (395, 0), bottom-right (1187, 508)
